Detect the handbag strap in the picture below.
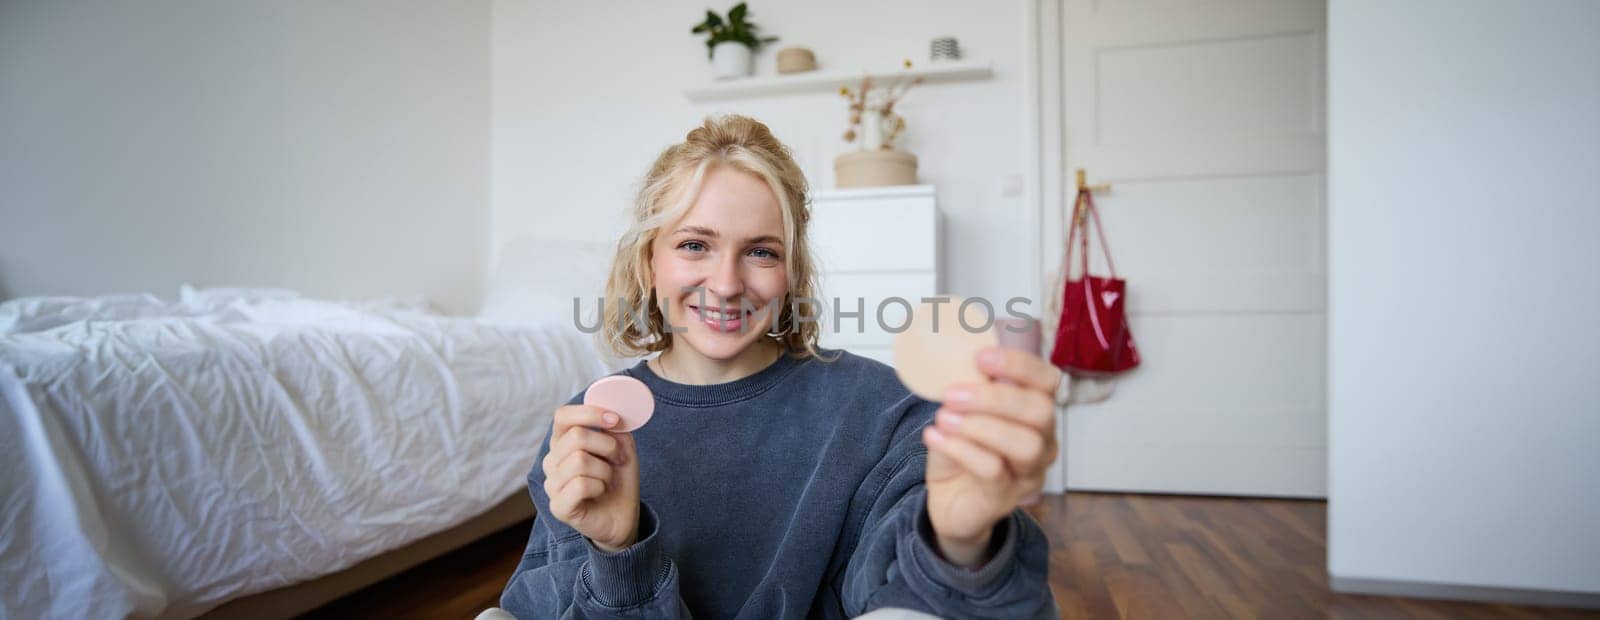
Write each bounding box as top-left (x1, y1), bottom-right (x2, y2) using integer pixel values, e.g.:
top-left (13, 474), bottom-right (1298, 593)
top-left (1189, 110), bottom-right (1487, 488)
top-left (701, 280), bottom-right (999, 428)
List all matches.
top-left (1083, 189), bottom-right (1118, 278)
top-left (1066, 187), bottom-right (1119, 279)
top-left (1063, 191), bottom-right (1082, 278)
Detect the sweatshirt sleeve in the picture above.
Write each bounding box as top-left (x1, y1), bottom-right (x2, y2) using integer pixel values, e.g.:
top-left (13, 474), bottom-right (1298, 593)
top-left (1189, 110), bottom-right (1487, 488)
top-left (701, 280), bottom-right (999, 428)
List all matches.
top-left (499, 432), bottom-right (692, 619)
top-left (838, 400), bottom-right (1057, 619)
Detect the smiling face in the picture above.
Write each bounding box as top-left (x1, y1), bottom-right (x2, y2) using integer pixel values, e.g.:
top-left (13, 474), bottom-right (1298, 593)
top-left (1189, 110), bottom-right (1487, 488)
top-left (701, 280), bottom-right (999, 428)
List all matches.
top-left (649, 164), bottom-right (790, 363)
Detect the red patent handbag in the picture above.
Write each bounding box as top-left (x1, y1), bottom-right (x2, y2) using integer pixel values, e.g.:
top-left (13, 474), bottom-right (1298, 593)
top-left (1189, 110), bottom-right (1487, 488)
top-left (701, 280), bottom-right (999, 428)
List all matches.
top-left (1049, 187), bottom-right (1140, 377)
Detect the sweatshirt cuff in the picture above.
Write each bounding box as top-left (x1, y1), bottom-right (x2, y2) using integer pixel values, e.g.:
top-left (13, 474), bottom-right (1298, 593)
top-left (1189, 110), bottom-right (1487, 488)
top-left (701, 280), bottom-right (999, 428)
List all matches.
top-left (580, 502), bottom-right (670, 608)
top-left (911, 502), bottom-right (1020, 596)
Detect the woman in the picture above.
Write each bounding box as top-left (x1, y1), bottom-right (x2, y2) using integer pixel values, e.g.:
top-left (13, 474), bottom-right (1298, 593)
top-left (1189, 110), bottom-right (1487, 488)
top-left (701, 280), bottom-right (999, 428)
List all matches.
top-left (499, 115), bottom-right (1059, 618)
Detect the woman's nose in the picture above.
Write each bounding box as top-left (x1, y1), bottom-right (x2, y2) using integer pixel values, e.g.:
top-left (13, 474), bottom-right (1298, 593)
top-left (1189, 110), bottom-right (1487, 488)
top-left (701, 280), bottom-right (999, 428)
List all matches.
top-left (705, 253), bottom-right (744, 303)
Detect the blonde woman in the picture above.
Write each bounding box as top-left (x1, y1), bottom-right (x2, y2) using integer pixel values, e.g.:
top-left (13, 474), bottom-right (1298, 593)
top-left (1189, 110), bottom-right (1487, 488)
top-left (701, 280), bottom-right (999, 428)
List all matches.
top-left (499, 115), bottom-right (1059, 619)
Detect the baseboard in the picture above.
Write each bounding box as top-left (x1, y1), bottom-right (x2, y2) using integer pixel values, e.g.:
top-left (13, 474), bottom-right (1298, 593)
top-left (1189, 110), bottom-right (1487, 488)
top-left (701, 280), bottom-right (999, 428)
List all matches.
top-left (1331, 576), bottom-right (1600, 610)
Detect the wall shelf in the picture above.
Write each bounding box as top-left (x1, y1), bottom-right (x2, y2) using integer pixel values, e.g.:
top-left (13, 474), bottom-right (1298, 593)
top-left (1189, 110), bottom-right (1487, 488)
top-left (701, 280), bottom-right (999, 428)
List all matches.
top-left (683, 60), bottom-right (992, 102)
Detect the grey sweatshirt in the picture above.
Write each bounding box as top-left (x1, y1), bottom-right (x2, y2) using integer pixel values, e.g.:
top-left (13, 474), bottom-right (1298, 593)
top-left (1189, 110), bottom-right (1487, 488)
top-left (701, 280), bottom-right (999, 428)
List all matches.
top-left (498, 350), bottom-right (1056, 618)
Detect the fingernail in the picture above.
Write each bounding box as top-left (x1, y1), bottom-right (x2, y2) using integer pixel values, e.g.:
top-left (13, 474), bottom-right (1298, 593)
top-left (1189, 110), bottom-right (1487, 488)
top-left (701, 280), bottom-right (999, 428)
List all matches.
top-left (945, 388), bottom-right (973, 405)
top-left (602, 412), bottom-right (619, 427)
top-left (978, 348), bottom-right (1005, 369)
top-left (926, 427), bottom-right (947, 443)
top-left (936, 410), bottom-right (964, 428)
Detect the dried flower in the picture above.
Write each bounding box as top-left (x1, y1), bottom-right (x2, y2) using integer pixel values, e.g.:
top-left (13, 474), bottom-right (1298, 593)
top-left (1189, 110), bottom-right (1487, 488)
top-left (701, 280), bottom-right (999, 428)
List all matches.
top-left (839, 63), bottom-right (922, 149)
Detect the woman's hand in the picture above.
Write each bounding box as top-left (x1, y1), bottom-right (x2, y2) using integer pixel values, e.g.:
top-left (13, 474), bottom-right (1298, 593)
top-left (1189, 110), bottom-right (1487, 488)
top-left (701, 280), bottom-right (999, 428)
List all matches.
top-left (542, 404), bottom-right (641, 552)
top-left (922, 347), bottom-right (1061, 567)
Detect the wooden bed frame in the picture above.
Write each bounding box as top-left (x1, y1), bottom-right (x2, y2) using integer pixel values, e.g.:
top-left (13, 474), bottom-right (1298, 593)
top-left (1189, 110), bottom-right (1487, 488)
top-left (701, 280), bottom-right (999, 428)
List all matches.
top-left (199, 492), bottom-right (535, 619)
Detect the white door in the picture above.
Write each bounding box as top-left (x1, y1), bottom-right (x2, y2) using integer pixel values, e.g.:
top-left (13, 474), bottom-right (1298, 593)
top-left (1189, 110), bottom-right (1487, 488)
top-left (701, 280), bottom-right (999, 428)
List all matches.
top-left (1042, 0), bottom-right (1327, 496)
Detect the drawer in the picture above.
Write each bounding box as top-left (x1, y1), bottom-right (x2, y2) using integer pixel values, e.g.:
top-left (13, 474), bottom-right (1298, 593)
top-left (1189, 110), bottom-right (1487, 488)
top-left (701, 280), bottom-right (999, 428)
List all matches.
top-left (809, 196), bottom-right (938, 272)
top-left (814, 271), bottom-right (938, 348)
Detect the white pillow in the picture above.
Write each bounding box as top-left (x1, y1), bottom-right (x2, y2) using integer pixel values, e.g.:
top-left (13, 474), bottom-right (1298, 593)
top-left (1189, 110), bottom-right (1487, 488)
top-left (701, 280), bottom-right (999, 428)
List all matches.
top-left (178, 285), bottom-right (302, 308)
top-left (480, 237), bottom-right (617, 330)
top-left (0, 293), bottom-right (173, 335)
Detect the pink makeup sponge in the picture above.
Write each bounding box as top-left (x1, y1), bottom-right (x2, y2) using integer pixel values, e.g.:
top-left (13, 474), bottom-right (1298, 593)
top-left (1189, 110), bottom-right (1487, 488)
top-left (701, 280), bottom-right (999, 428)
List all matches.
top-left (583, 375), bottom-right (655, 432)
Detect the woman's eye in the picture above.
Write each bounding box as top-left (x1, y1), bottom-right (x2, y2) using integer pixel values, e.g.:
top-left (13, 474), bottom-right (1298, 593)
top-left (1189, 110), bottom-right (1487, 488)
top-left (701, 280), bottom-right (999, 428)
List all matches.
top-left (749, 248), bottom-right (779, 260)
top-left (679, 241), bottom-right (707, 252)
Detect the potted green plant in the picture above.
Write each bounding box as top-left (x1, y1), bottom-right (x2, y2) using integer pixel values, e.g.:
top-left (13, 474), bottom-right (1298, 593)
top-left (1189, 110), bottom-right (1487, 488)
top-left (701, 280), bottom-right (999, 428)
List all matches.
top-left (691, 2), bottom-right (778, 80)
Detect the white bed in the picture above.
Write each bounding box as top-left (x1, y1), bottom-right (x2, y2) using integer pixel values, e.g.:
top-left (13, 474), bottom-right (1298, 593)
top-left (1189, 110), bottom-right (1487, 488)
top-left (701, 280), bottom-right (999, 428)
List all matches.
top-left (0, 285), bottom-right (610, 619)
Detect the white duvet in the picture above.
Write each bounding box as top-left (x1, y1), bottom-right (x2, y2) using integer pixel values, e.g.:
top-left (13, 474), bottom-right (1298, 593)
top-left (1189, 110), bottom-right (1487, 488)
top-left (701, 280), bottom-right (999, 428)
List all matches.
top-left (0, 289), bottom-right (608, 619)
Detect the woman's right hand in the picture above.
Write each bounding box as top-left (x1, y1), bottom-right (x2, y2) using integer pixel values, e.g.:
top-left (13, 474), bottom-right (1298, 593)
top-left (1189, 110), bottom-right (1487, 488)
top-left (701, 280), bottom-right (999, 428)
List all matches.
top-left (541, 404), bottom-right (641, 552)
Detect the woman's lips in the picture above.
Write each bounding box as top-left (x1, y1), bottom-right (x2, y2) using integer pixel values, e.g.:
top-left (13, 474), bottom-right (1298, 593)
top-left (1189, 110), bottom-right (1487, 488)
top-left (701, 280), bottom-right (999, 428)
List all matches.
top-left (689, 305), bottom-right (751, 333)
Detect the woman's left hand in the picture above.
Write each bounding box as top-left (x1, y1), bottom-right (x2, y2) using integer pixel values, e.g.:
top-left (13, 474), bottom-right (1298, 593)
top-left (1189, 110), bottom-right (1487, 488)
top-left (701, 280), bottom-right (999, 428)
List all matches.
top-left (922, 347), bottom-right (1061, 567)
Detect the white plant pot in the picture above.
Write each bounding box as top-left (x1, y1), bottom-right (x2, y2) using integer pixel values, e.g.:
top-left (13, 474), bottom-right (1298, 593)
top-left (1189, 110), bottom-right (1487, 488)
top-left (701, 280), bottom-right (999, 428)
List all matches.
top-left (710, 41), bottom-right (753, 80)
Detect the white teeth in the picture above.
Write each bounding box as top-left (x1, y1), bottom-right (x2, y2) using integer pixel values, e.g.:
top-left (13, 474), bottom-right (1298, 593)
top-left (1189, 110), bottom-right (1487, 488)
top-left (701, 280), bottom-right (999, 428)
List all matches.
top-left (696, 307), bottom-right (740, 320)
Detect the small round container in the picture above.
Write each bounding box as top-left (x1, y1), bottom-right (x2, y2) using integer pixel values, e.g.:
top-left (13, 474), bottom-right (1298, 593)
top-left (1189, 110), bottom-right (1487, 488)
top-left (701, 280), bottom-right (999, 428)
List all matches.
top-left (776, 46), bottom-right (817, 74)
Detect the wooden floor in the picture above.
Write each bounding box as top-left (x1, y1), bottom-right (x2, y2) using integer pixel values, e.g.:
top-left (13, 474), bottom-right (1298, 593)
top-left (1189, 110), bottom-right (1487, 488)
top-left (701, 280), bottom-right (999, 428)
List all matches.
top-left (301, 493), bottom-right (1597, 619)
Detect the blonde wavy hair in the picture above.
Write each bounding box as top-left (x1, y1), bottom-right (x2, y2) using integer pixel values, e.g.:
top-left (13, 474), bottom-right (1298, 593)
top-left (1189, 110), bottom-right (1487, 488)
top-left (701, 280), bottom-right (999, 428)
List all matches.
top-left (600, 114), bottom-right (827, 360)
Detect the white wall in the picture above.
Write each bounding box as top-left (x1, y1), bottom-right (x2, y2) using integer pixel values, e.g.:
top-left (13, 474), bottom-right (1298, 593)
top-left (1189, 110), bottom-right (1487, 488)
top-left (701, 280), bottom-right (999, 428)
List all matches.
top-left (491, 0), bottom-right (1034, 305)
top-left (1328, 0), bottom-right (1600, 597)
top-left (0, 1), bottom-right (490, 315)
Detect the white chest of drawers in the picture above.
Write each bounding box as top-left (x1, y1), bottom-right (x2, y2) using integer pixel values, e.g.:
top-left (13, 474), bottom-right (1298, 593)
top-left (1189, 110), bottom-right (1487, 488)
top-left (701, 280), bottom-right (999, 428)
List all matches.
top-left (806, 185), bottom-right (942, 367)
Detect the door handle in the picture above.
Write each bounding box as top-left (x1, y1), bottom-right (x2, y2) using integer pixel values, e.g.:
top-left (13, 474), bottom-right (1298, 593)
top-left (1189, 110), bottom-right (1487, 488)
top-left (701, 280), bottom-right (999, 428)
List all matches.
top-left (1073, 168), bottom-right (1110, 224)
top-left (1075, 168), bottom-right (1111, 194)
